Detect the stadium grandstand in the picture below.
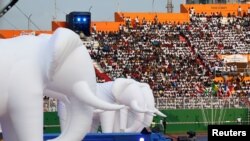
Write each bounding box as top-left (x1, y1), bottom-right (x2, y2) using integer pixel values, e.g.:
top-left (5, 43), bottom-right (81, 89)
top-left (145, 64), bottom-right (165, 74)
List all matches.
top-left (43, 2), bottom-right (250, 134)
top-left (87, 4), bottom-right (250, 106)
top-left (186, 0), bottom-right (250, 4)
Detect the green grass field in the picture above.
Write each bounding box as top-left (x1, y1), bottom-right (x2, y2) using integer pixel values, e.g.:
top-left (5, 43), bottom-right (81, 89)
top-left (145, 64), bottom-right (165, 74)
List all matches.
top-left (44, 108), bottom-right (249, 134)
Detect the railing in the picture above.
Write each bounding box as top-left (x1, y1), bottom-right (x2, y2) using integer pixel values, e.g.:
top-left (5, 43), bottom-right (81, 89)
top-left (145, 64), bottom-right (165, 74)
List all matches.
top-left (213, 67), bottom-right (250, 77)
top-left (155, 96), bottom-right (249, 110)
top-left (43, 96), bottom-right (249, 112)
top-left (44, 98), bottom-right (58, 112)
top-left (20, 31), bottom-right (36, 36)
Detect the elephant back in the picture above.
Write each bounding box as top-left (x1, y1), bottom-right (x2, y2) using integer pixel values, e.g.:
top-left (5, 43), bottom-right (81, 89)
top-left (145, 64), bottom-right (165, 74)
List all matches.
top-left (97, 81), bottom-right (115, 103)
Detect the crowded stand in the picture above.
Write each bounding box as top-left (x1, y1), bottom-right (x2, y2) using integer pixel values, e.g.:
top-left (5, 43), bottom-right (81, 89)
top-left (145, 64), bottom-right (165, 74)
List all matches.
top-left (89, 10), bottom-right (250, 108)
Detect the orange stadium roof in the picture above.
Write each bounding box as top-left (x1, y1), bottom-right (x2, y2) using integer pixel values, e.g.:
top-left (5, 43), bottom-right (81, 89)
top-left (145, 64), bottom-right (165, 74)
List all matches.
top-left (1, 3), bottom-right (250, 37)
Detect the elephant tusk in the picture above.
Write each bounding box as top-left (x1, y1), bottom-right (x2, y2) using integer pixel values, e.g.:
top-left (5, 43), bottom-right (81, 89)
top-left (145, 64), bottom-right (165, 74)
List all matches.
top-left (146, 112), bottom-right (156, 116)
top-left (154, 109), bottom-right (167, 117)
top-left (144, 108), bottom-right (156, 116)
top-left (147, 109), bottom-right (156, 113)
top-left (73, 81), bottom-right (125, 110)
top-left (123, 106), bottom-right (130, 110)
top-left (94, 109), bottom-right (105, 113)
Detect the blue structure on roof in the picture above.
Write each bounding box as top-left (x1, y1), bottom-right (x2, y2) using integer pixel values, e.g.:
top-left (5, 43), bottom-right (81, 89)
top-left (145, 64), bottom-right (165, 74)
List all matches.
top-left (66, 11), bottom-right (91, 36)
top-left (44, 133), bottom-right (172, 141)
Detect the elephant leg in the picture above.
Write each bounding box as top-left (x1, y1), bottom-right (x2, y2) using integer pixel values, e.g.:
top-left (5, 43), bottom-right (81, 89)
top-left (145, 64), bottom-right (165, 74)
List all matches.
top-left (57, 100), bottom-right (68, 132)
top-left (8, 94), bottom-right (43, 141)
top-left (113, 108), bottom-right (128, 132)
top-left (143, 112), bottom-right (154, 128)
top-left (7, 60), bottom-right (44, 141)
top-left (90, 114), bottom-right (100, 133)
top-left (0, 113), bottom-right (18, 141)
top-left (100, 111), bottom-right (116, 133)
top-left (48, 97), bottom-right (93, 141)
top-left (119, 108), bottom-right (128, 132)
top-left (113, 111), bottom-right (121, 132)
top-left (125, 111), bottom-right (145, 132)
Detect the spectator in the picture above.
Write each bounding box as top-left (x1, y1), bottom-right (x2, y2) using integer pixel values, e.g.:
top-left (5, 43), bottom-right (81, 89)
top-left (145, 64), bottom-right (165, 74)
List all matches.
top-left (92, 24), bottom-right (97, 34)
top-left (248, 7), bottom-right (250, 17)
top-left (90, 12), bottom-right (250, 109)
top-left (238, 6), bottom-right (242, 17)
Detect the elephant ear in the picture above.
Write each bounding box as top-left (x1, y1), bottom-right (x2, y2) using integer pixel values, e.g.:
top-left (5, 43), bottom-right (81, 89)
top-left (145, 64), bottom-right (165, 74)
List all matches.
top-left (46, 28), bottom-right (83, 80)
top-left (111, 78), bottom-right (135, 99)
top-left (138, 82), bottom-right (154, 108)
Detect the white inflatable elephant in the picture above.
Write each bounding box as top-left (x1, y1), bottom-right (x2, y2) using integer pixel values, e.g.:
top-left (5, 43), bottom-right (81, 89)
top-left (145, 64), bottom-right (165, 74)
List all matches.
top-left (0, 28), bottom-right (124, 141)
top-left (58, 78), bottom-right (166, 133)
top-left (111, 78), bottom-right (166, 133)
top-left (122, 82), bottom-right (167, 132)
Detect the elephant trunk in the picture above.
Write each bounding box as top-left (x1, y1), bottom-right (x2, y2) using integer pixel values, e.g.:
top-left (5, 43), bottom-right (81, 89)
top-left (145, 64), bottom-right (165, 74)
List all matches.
top-left (100, 111), bottom-right (116, 133)
top-left (57, 100), bottom-right (70, 132)
top-left (94, 109), bottom-right (104, 113)
top-left (48, 97), bottom-right (93, 141)
top-left (130, 100), bottom-right (147, 113)
top-left (125, 112), bottom-right (144, 132)
top-left (144, 113), bottom-right (154, 128)
top-left (73, 81), bottom-right (124, 110)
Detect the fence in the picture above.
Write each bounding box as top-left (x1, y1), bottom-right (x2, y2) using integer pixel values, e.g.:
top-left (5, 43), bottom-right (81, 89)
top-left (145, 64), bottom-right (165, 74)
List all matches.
top-left (44, 96), bottom-right (249, 112)
top-left (44, 98), bottom-right (58, 112)
top-left (155, 96), bottom-right (249, 110)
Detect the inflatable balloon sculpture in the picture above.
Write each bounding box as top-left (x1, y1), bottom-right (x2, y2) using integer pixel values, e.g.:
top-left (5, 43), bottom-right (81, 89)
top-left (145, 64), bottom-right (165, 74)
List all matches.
top-left (58, 78), bottom-right (166, 134)
top-left (0, 28), bottom-right (124, 141)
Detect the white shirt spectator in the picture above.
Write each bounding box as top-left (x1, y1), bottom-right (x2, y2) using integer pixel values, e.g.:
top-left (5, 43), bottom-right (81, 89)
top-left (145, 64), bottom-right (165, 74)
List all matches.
top-left (238, 6), bottom-right (242, 16)
top-left (238, 7), bottom-right (241, 12)
top-left (135, 17), bottom-right (139, 24)
top-left (119, 24), bottom-right (123, 31)
top-left (190, 7), bottom-right (195, 16)
top-left (92, 24), bottom-right (97, 33)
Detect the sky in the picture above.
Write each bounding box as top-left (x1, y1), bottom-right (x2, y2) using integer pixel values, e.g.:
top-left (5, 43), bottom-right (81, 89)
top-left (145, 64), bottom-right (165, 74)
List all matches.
top-left (0, 0), bottom-right (183, 30)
